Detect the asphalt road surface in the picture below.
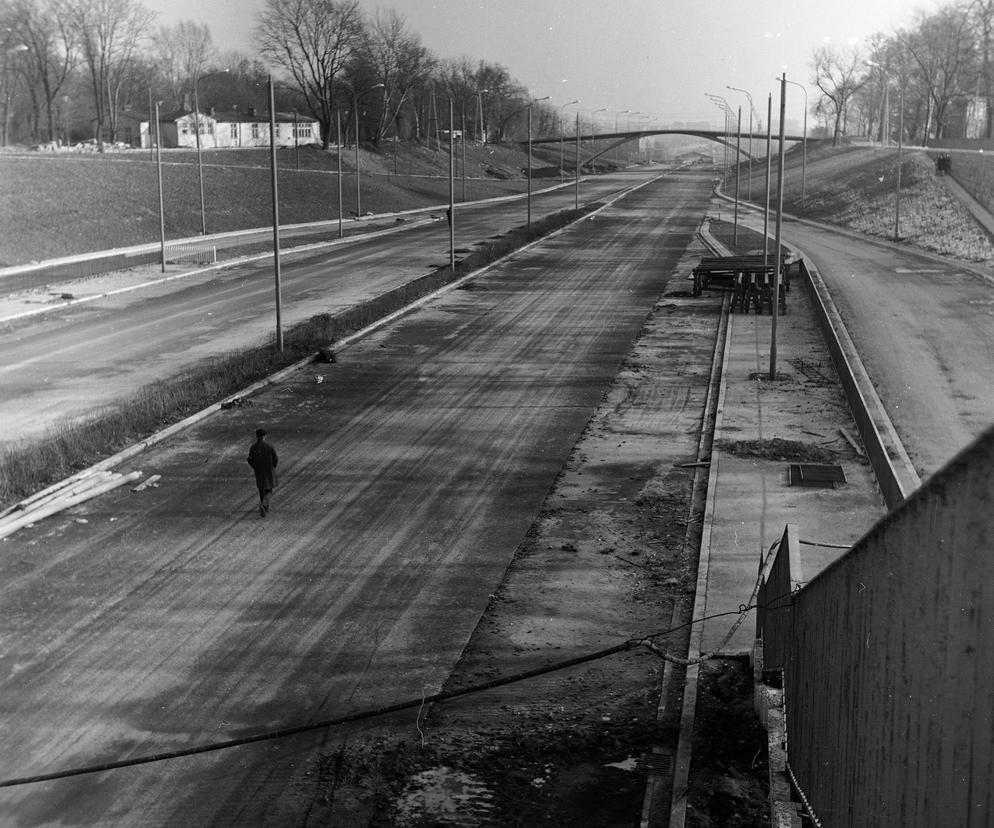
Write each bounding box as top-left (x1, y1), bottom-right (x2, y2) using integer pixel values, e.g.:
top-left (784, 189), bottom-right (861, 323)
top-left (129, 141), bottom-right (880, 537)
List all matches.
top-left (0, 170), bottom-right (715, 824)
top-left (0, 172), bottom-right (642, 445)
top-left (761, 210), bottom-right (994, 477)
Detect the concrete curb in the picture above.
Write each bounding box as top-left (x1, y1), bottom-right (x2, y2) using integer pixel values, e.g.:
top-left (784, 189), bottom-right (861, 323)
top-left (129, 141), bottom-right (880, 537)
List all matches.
top-left (709, 188), bottom-right (922, 507)
top-left (667, 291), bottom-right (734, 828)
top-left (799, 259), bottom-right (921, 508)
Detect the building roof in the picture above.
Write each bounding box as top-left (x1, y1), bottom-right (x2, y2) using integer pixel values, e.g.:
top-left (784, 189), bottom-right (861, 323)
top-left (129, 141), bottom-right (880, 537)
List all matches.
top-left (211, 108), bottom-right (319, 125)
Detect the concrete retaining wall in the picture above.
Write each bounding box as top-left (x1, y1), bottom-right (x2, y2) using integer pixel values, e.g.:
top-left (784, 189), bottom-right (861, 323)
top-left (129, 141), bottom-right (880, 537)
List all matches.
top-left (927, 138), bottom-right (994, 217)
top-left (761, 424), bottom-right (994, 826)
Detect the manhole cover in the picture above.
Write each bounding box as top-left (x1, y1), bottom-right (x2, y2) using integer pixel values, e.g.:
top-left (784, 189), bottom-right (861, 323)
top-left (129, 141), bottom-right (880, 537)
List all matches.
top-left (639, 751), bottom-right (674, 776)
top-left (789, 463), bottom-right (846, 488)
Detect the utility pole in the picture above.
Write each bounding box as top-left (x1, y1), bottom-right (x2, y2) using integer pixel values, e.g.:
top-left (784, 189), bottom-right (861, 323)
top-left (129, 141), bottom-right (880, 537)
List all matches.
top-left (771, 74), bottom-right (787, 381)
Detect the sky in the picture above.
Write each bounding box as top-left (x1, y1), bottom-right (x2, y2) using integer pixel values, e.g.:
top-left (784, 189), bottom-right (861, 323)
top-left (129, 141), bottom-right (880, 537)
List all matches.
top-left (144, 0), bottom-right (932, 130)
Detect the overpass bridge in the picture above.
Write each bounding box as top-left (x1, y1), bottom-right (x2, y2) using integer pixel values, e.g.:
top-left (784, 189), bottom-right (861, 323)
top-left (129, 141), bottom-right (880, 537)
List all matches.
top-left (528, 128), bottom-right (825, 164)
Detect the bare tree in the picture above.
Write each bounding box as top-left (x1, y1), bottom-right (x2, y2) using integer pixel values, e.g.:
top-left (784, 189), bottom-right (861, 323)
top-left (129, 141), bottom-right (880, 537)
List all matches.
top-left (254, 0), bottom-right (365, 150)
top-left (973, 0), bottom-right (994, 137)
top-left (472, 61), bottom-right (525, 142)
top-left (810, 44), bottom-right (865, 145)
top-left (900, 3), bottom-right (978, 139)
top-left (66, 0), bottom-right (153, 148)
top-left (5, 0), bottom-right (77, 142)
top-left (153, 19), bottom-right (213, 108)
top-left (357, 8), bottom-right (434, 142)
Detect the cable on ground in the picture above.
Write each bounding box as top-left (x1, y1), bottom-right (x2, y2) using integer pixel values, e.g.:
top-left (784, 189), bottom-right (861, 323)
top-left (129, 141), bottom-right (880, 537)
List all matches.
top-left (799, 538), bottom-right (851, 550)
top-left (0, 587), bottom-right (799, 791)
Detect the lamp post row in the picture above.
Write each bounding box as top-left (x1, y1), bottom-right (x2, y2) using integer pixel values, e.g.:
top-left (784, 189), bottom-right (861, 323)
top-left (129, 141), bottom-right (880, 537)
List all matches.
top-left (148, 85), bottom-right (607, 351)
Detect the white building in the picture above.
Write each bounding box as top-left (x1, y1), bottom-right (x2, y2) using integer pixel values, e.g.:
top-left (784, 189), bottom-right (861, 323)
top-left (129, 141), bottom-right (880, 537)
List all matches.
top-left (115, 108), bottom-right (322, 150)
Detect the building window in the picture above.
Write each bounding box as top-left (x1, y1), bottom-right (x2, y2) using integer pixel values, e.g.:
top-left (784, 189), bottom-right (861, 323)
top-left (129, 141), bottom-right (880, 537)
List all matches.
top-left (230, 123), bottom-right (238, 139)
top-left (251, 123), bottom-right (260, 139)
top-left (294, 124), bottom-right (312, 139)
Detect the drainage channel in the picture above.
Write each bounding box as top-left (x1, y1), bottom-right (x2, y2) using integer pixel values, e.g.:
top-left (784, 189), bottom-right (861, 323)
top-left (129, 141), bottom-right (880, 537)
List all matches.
top-left (640, 290), bottom-right (731, 828)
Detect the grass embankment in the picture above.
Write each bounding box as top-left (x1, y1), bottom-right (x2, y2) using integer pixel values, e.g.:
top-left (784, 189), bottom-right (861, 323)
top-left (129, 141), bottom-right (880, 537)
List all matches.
top-left (0, 140), bottom-right (544, 267)
top-left (0, 204), bottom-right (598, 508)
top-left (740, 143), bottom-right (994, 263)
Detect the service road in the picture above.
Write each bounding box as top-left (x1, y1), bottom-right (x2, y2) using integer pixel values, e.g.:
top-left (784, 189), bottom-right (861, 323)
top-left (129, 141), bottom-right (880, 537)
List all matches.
top-left (0, 172), bottom-right (647, 445)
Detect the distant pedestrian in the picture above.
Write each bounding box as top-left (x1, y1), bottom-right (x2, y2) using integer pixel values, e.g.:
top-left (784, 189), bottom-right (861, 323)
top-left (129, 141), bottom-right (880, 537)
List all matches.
top-left (247, 428), bottom-right (278, 517)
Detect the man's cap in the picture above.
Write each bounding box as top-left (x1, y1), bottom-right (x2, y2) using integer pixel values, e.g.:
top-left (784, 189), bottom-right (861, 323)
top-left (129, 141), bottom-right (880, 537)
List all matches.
top-left (256, 428), bottom-right (267, 438)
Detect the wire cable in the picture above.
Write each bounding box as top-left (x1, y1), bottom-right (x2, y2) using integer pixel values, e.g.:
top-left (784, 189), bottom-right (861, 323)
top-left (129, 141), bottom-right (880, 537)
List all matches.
top-left (799, 538), bottom-right (851, 550)
top-left (0, 591), bottom-right (798, 790)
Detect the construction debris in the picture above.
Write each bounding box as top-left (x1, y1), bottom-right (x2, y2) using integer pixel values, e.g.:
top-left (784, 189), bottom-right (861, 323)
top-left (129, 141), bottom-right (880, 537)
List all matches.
top-left (0, 470), bottom-right (142, 541)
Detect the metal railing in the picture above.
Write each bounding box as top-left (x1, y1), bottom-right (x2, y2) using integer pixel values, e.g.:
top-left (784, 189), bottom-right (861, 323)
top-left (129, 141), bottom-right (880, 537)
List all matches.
top-left (758, 423), bottom-right (994, 826)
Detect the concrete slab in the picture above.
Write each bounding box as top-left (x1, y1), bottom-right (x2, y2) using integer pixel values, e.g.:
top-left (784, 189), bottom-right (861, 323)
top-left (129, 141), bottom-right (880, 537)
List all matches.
top-left (699, 284), bottom-right (888, 655)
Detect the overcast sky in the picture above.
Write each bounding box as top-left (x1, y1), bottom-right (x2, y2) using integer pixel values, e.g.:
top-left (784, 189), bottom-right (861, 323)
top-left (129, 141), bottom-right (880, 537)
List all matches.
top-left (144, 0), bottom-right (931, 129)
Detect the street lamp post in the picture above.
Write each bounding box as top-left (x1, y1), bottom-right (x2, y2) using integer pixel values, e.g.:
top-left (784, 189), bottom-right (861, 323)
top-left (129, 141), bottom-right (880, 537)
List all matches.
top-left (763, 93), bottom-right (772, 268)
top-left (782, 77), bottom-right (808, 208)
top-left (153, 98), bottom-right (166, 273)
top-left (586, 108), bottom-right (606, 172)
top-left (336, 108), bottom-right (344, 238)
top-left (461, 101), bottom-right (467, 201)
top-left (449, 98), bottom-right (455, 270)
top-left (590, 107), bottom-right (607, 137)
top-left (895, 67), bottom-right (904, 241)
top-left (575, 112), bottom-right (580, 208)
top-left (733, 106), bottom-right (741, 245)
top-left (614, 109), bottom-right (630, 163)
top-left (637, 115), bottom-right (655, 164)
top-left (353, 83), bottom-right (385, 218)
top-left (727, 85), bottom-right (755, 200)
top-left (477, 88), bottom-right (489, 142)
top-left (192, 69), bottom-right (229, 236)
top-left (267, 75), bottom-right (284, 353)
top-left (559, 99), bottom-right (579, 182)
top-left (706, 94), bottom-right (732, 185)
top-left (865, 61), bottom-right (902, 240)
top-left (626, 111), bottom-right (641, 163)
top-left (772, 74), bottom-right (787, 381)
top-left (527, 95), bottom-right (550, 231)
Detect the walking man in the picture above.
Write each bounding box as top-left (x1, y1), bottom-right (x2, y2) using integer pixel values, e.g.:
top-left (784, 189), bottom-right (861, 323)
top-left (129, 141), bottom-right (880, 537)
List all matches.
top-left (247, 428), bottom-right (278, 517)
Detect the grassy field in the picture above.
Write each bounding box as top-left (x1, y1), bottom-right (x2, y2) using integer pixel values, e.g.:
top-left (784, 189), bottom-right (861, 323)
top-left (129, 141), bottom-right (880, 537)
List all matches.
top-left (0, 140), bottom-right (544, 267)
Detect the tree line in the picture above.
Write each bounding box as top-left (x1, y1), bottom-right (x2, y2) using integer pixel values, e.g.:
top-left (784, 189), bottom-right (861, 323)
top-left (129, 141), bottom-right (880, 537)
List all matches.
top-left (811, 0), bottom-right (993, 145)
top-left (0, 0), bottom-right (565, 150)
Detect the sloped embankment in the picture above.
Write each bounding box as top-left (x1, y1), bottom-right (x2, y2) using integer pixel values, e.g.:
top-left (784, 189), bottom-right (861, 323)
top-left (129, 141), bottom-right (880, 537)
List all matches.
top-left (783, 148), bottom-right (994, 263)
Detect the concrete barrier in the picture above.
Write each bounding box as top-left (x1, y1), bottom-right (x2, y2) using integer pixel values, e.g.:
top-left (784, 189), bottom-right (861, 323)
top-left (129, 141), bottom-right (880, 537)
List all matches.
top-left (798, 258), bottom-right (921, 509)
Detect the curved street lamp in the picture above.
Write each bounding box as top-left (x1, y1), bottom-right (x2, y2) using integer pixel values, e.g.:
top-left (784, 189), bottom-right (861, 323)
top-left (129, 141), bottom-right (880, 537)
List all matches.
top-left (706, 93), bottom-right (732, 183)
top-left (780, 77), bottom-right (808, 208)
top-left (727, 85), bottom-right (755, 200)
top-left (267, 75), bottom-right (284, 353)
top-left (636, 115), bottom-right (655, 163)
top-left (559, 99), bottom-right (579, 182)
top-left (192, 69), bottom-right (229, 235)
top-left (527, 95), bottom-right (551, 230)
top-left (477, 87), bottom-right (489, 142)
top-left (590, 107), bottom-right (607, 136)
top-left (353, 83), bottom-right (385, 217)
